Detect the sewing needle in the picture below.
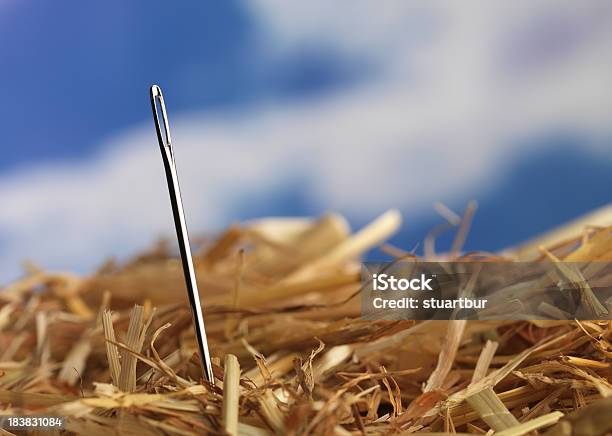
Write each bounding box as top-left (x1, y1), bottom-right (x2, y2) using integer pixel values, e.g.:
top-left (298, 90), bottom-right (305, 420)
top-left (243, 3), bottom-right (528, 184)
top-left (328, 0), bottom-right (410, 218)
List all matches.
top-left (149, 85), bottom-right (215, 385)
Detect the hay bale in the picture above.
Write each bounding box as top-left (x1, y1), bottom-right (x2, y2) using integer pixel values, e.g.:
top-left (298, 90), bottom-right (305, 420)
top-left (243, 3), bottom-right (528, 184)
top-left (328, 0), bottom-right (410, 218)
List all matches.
top-left (1, 207), bottom-right (611, 435)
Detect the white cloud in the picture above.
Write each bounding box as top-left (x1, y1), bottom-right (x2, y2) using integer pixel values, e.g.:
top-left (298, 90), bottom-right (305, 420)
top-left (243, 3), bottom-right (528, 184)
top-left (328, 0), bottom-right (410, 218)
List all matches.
top-left (2, 0), bottom-right (612, 281)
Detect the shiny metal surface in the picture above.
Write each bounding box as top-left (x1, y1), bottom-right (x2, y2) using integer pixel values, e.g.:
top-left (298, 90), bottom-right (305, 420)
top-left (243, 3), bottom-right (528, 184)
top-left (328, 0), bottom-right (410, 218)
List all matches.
top-left (149, 85), bottom-right (215, 384)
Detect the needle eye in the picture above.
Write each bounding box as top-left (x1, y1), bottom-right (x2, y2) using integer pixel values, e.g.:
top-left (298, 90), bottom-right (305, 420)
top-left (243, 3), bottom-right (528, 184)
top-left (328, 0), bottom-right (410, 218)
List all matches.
top-left (150, 85), bottom-right (173, 153)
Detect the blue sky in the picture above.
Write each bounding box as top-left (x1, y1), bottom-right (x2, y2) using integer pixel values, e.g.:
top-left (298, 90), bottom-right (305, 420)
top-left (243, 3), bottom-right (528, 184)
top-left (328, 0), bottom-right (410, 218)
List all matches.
top-left (1, 1), bottom-right (612, 281)
top-left (0, 1), bottom-right (354, 169)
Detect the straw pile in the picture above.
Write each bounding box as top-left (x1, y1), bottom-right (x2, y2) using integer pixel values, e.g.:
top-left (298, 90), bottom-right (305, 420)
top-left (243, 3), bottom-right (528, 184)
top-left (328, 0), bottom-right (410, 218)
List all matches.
top-left (1, 205), bottom-right (611, 435)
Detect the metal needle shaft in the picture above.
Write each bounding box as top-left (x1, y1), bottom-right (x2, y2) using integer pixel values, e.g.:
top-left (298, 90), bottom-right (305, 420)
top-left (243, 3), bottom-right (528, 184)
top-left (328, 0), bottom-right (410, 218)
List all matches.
top-left (149, 85), bottom-right (215, 384)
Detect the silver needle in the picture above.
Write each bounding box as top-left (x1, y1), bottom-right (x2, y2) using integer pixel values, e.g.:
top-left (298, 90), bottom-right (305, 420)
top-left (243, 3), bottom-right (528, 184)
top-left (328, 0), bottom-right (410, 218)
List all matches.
top-left (149, 85), bottom-right (215, 385)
